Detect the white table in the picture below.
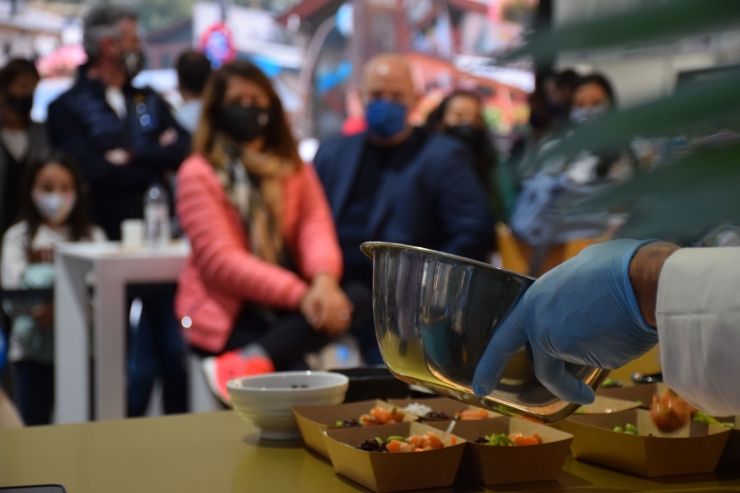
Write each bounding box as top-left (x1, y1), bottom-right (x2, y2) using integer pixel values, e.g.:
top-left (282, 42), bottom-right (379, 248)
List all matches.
top-left (54, 242), bottom-right (190, 424)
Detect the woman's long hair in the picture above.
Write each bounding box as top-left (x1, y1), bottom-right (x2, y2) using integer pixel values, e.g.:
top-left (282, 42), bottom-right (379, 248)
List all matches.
top-left (193, 60), bottom-right (302, 264)
top-left (194, 60), bottom-right (302, 170)
top-left (17, 152), bottom-right (93, 255)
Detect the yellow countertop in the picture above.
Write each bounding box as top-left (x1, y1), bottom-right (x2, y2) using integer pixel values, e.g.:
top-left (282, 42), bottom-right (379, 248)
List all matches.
top-left (0, 411), bottom-right (738, 493)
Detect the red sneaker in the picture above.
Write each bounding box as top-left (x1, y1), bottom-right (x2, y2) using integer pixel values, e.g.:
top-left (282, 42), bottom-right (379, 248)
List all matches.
top-left (201, 351), bottom-right (275, 405)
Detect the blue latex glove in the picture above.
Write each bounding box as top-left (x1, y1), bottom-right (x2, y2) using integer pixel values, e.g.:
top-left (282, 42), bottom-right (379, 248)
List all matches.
top-left (473, 239), bottom-right (659, 405)
top-left (0, 329), bottom-right (6, 373)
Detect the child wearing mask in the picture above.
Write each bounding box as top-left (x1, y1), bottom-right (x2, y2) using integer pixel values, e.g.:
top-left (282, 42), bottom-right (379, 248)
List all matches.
top-left (1, 154), bottom-right (106, 425)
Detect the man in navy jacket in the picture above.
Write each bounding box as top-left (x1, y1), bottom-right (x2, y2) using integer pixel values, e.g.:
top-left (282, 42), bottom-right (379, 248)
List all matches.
top-left (315, 54), bottom-right (495, 284)
top-left (314, 54), bottom-right (495, 361)
top-left (47, 6), bottom-right (189, 418)
top-left (47, 6), bottom-right (189, 240)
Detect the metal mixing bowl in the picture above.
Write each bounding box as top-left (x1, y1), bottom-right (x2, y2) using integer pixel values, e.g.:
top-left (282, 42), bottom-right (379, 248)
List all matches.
top-left (361, 242), bottom-right (609, 423)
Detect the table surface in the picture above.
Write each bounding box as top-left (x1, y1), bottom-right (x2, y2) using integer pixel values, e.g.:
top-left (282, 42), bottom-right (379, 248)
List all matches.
top-left (1, 411), bottom-right (738, 493)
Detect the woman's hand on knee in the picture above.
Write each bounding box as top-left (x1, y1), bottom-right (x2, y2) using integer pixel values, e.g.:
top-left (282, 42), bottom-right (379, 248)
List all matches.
top-left (300, 274), bottom-right (354, 336)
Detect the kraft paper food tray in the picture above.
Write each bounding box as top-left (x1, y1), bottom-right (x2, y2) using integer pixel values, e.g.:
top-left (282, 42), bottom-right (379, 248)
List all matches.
top-left (322, 421), bottom-right (466, 493)
top-left (595, 385), bottom-right (739, 470)
top-left (429, 416), bottom-right (573, 486)
top-left (292, 399), bottom-right (417, 459)
top-left (387, 397), bottom-right (496, 421)
top-left (560, 409), bottom-right (731, 477)
top-left (717, 416), bottom-right (739, 470)
top-left (596, 383), bottom-right (665, 409)
top-left (575, 395), bottom-right (642, 415)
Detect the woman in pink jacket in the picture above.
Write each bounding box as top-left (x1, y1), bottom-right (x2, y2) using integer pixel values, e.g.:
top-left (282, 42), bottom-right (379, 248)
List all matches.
top-left (175, 61), bottom-right (368, 404)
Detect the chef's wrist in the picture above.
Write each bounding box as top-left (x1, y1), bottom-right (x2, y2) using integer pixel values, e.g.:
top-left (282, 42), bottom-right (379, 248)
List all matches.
top-left (629, 242), bottom-right (680, 327)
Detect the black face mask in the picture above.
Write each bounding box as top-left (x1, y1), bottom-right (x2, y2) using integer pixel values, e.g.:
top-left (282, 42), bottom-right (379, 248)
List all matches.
top-left (446, 125), bottom-right (486, 148)
top-left (219, 105), bottom-right (271, 143)
top-left (4, 95), bottom-right (34, 116)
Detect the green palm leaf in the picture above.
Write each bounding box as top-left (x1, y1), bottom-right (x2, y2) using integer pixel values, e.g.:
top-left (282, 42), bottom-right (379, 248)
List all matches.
top-left (533, 67), bottom-right (740, 168)
top-left (570, 144), bottom-right (740, 240)
top-left (500, 0), bottom-right (740, 61)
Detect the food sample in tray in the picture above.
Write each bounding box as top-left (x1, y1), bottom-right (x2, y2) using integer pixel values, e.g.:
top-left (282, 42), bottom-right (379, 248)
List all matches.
top-left (356, 431), bottom-right (451, 453)
top-left (561, 409), bottom-right (732, 478)
top-left (474, 431), bottom-right (543, 446)
top-left (649, 389), bottom-right (734, 432)
top-left (693, 411), bottom-right (735, 428)
top-left (335, 406), bottom-right (406, 428)
top-left (401, 401), bottom-right (490, 421)
top-left (457, 408), bottom-right (490, 420)
top-left (401, 402), bottom-right (435, 417)
top-left (612, 423), bottom-right (639, 435)
top-left (650, 388), bottom-right (697, 432)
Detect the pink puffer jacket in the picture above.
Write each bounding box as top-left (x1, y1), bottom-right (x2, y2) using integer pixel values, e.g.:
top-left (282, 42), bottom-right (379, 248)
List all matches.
top-left (174, 154), bottom-right (343, 353)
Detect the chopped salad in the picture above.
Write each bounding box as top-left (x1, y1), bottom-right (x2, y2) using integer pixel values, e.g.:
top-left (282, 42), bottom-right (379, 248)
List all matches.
top-left (335, 406), bottom-right (406, 428)
top-left (474, 432), bottom-right (543, 446)
top-left (356, 431), bottom-right (451, 453)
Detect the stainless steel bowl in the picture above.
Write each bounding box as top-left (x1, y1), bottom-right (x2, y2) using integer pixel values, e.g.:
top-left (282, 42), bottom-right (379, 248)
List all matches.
top-left (361, 242), bottom-right (609, 423)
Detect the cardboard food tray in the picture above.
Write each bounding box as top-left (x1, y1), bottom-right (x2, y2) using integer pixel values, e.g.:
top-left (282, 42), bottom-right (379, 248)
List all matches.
top-left (596, 383), bottom-right (665, 409)
top-left (322, 421), bottom-right (466, 493)
top-left (387, 397), bottom-right (496, 421)
top-left (292, 399), bottom-right (418, 459)
top-left (429, 417), bottom-right (573, 486)
top-left (717, 416), bottom-right (739, 470)
top-left (575, 395), bottom-right (642, 415)
top-left (560, 409), bottom-right (731, 477)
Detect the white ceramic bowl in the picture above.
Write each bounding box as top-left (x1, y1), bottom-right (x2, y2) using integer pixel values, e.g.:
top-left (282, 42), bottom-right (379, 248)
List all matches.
top-left (227, 371), bottom-right (349, 440)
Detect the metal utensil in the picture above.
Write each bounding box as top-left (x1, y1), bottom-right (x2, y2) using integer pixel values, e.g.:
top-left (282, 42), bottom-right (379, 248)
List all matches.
top-left (361, 242), bottom-right (610, 423)
top-left (631, 372), bottom-right (663, 384)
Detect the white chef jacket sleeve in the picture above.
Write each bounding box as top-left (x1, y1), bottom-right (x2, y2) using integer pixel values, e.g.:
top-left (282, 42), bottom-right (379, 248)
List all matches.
top-left (656, 247), bottom-right (740, 417)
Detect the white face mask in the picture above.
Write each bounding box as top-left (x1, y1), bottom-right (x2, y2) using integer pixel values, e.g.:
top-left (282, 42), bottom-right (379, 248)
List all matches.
top-left (32, 191), bottom-right (77, 224)
top-left (569, 103), bottom-right (610, 124)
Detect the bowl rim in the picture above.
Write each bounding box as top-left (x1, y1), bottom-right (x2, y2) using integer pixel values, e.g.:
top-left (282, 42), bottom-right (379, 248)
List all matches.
top-left (360, 242), bottom-right (536, 281)
top-left (226, 370), bottom-right (350, 393)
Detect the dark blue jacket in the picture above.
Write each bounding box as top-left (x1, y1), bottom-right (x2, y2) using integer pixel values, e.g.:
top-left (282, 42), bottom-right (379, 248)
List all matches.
top-left (47, 67), bottom-right (190, 239)
top-left (314, 130), bottom-right (495, 265)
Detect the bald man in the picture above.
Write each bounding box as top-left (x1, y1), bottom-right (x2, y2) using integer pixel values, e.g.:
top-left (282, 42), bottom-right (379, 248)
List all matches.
top-left (314, 54), bottom-right (495, 362)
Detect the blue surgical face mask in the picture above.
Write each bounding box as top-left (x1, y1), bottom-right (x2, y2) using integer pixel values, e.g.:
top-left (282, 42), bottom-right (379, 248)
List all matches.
top-left (365, 99), bottom-right (408, 138)
top-left (569, 103), bottom-right (610, 124)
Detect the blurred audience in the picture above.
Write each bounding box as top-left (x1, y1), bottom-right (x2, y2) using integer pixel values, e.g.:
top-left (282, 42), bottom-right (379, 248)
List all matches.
top-left (0, 59), bottom-right (49, 235)
top-left (314, 54), bottom-right (495, 330)
top-left (47, 6), bottom-right (190, 241)
top-left (175, 50), bottom-right (212, 135)
top-left (569, 74), bottom-right (615, 124)
top-left (511, 69), bottom-right (580, 182)
top-left (425, 90), bottom-right (504, 219)
top-left (46, 6), bottom-right (190, 417)
top-left (542, 69), bottom-right (579, 127)
top-left (2, 154), bottom-right (107, 425)
top-left (564, 74), bottom-right (631, 180)
top-left (175, 61), bottom-right (371, 405)
top-left (509, 72), bottom-right (636, 275)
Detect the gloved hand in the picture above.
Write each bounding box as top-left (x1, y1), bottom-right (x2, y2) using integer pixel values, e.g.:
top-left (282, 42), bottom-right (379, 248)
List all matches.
top-left (473, 239), bottom-right (659, 405)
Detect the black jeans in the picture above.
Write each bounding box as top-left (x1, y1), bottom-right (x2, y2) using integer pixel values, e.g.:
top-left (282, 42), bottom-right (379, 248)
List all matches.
top-left (12, 360), bottom-right (54, 426)
top-left (192, 282), bottom-right (375, 369)
top-left (127, 287), bottom-right (188, 417)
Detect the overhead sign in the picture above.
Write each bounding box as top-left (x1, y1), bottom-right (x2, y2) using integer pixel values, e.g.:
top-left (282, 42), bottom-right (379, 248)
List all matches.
top-left (199, 22), bottom-right (236, 68)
